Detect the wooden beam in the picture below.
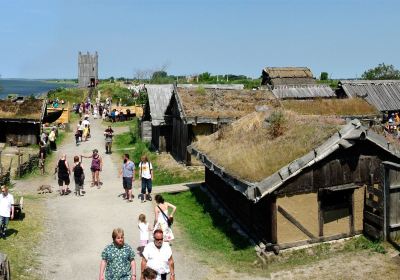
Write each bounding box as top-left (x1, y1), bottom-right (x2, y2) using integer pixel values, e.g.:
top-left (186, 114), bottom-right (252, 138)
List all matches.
top-left (270, 197), bottom-right (277, 244)
top-left (318, 193), bottom-right (324, 237)
top-left (349, 190), bottom-right (355, 235)
top-left (364, 211), bottom-right (384, 226)
top-left (278, 205), bottom-right (316, 239)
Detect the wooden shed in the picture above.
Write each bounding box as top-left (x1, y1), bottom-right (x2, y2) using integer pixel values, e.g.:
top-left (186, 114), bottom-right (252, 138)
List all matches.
top-left (338, 80), bottom-right (400, 112)
top-left (189, 111), bottom-right (400, 251)
top-left (167, 85), bottom-right (276, 164)
top-left (262, 67), bottom-right (336, 100)
top-left (0, 99), bottom-right (46, 145)
top-left (141, 84), bottom-right (174, 151)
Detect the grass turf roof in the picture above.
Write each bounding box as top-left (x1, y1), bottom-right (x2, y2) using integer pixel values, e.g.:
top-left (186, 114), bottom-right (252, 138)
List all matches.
top-left (193, 110), bottom-right (345, 182)
top-left (0, 99), bottom-right (44, 120)
top-left (178, 88), bottom-right (277, 118)
top-left (281, 98), bottom-right (378, 116)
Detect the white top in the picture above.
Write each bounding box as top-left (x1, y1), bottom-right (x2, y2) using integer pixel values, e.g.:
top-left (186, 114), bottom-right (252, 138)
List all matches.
top-left (48, 131), bottom-right (56, 142)
top-left (142, 242), bottom-right (172, 277)
top-left (82, 119), bottom-right (90, 127)
top-left (138, 222), bottom-right (150, 241)
top-left (139, 162), bottom-right (153, 179)
top-left (0, 193), bottom-right (14, 217)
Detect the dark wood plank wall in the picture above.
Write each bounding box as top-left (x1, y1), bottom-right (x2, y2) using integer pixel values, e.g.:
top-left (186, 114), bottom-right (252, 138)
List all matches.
top-left (205, 168), bottom-right (272, 243)
top-left (276, 141), bottom-right (398, 197)
top-left (0, 122), bottom-right (40, 145)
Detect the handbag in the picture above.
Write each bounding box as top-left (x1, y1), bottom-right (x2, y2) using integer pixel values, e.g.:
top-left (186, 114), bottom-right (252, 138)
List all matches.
top-left (157, 205), bottom-right (173, 227)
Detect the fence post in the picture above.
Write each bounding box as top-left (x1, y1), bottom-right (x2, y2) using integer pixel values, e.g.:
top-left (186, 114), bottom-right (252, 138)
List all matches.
top-left (17, 150), bottom-right (22, 178)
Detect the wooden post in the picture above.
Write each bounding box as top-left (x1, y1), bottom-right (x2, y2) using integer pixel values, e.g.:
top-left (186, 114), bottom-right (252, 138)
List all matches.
top-left (349, 190), bottom-right (355, 235)
top-left (17, 150), bottom-right (22, 178)
top-left (318, 191), bottom-right (324, 237)
top-left (270, 196), bottom-right (277, 244)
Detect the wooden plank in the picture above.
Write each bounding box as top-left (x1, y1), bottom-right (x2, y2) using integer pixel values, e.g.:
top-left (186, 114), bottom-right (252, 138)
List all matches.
top-left (364, 222), bottom-right (382, 240)
top-left (364, 211), bottom-right (383, 226)
top-left (365, 199), bottom-right (383, 210)
top-left (367, 185), bottom-right (382, 196)
top-left (350, 191), bottom-right (355, 235)
top-left (277, 205), bottom-right (316, 239)
top-left (389, 223), bottom-right (400, 230)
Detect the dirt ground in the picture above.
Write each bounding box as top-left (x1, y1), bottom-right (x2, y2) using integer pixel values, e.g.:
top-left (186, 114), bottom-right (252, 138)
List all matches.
top-left (12, 116), bottom-right (400, 280)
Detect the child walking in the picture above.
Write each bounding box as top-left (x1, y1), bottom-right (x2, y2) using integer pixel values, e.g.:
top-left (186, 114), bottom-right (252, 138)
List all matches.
top-left (138, 214), bottom-right (151, 256)
top-left (72, 156), bottom-right (85, 196)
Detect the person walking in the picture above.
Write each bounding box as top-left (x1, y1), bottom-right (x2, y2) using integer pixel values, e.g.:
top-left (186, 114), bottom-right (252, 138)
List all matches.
top-left (138, 155), bottom-right (153, 203)
top-left (39, 140), bottom-right (47, 175)
top-left (99, 228), bottom-right (136, 280)
top-left (138, 214), bottom-right (151, 256)
top-left (154, 195), bottom-right (176, 242)
top-left (82, 149), bottom-right (103, 188)
top-left (141, 229), bottom-right (175, 280)
top-left (49, 127), bottom-right (57, 151)
top-left (104, 126), bottom-right (114, 154)
top-left (56, 154), bottom-right (71, 195)
top-left (119, 154), bottom-right (135, 202)
top-left (0, 185), bottom-right (14, 239)
top-left (72, 156), bottom-right (85, 196)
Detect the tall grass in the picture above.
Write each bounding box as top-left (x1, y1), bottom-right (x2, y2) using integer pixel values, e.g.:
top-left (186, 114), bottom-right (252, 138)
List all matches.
top-left (281, 98), bottom-right (378, 116)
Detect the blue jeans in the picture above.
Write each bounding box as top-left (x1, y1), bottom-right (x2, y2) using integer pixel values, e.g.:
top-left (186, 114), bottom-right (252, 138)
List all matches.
top-left (0, 216), bottom-right (9, 236)
top-left (141, 178), bottom-right (152, 198)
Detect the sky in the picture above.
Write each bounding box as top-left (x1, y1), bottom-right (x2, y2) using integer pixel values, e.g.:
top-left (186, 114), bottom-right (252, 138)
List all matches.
top-left (0, 0), bottom-right (399, 79)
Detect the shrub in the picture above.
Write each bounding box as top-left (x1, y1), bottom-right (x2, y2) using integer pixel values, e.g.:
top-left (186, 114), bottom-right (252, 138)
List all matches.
top-left (267, 110), bottom-right (286, 138)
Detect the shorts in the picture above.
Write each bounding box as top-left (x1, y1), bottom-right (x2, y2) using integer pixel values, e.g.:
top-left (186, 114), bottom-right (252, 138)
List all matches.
top-left (91, 167), bottom-right (100, 172)
top-left (58, 176), bottom-right (70, 186)
top-left (123, 177), bottom-right (133, 189)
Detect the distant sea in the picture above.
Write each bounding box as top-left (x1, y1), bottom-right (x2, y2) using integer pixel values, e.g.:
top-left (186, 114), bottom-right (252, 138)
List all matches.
top-left (0, 79), bottom-right (76, 99)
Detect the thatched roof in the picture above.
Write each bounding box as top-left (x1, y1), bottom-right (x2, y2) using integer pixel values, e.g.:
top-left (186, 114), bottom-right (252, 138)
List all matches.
top-left (262, 67), bottom-right (316, 87)
top-left (175, 87), bottom-right (276, 121)
top-left (339, 80), bottom-right (400, 111)
top-left (263, 67), bottom-right (313, 79)
top-left (0, 99), bottom-right (45, 121)
top-left (191, 110), bottom-right (344, 183)
top-left (281, 98), bottom-right (378, 116)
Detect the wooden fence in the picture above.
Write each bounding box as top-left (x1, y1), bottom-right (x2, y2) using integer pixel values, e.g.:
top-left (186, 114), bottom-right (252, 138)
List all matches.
top-left (15, 153), bottom-right (40, 178)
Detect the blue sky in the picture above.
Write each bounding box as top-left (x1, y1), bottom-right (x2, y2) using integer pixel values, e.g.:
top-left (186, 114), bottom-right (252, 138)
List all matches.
top-left (0, 0), bottom-right (399, 79)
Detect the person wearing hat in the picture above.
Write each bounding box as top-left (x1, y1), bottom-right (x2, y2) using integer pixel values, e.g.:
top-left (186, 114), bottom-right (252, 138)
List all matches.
top-left (82, 149), bottom-right (103, 188)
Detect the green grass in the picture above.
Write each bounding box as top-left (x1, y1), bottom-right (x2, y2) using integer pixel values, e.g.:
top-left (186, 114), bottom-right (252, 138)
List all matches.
top-left (47, 87), bottom-right (88, 106)
top-left (0, 196), bottom-right (44, 279)
top-left (103, 119), bottom-right (138, 128)
top-left (113, 118), bottom-right (204, 185)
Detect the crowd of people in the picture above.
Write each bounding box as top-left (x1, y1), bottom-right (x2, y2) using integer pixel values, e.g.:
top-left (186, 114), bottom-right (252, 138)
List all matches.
top-left (99, 193), bottom-right (177, 280)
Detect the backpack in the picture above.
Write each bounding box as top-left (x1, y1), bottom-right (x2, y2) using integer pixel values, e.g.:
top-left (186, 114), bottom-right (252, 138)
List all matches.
top-left (74, 163), bottom-right (83, 178)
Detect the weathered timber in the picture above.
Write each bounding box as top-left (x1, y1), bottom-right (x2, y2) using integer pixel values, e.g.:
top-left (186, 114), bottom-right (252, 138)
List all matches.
top-left (364, 222), bottom-right (382, 240)
top-left (364, 211), bottom-right (384, 226)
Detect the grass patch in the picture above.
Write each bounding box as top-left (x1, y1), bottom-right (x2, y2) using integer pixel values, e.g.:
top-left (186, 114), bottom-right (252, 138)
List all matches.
top-left (103, 119), bottom-right (138, 128)
top-left (47, 87), bottom-right (88, 106)
top-left (0, 196), bottom-right (44, 279)
top-left (113, 118), bottom-right (204, 185)
top-left (163, 189), bottom-right (261, 271)
top-left (281, 98), bottom-right (378, 116)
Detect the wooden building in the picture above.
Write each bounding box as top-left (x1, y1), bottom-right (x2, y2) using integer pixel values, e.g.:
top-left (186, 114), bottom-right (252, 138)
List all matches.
top-left (141, 84), bottom-right (174, 151)
top-left (189, 111), bottom-right (400, 251)
top-left (262, 67), bottom-right (335, 99)
top-left (167, 85), bottom-right (275, 164)
top-left (0, 99), bottom-right (46, 145)
top-left (338, 80), bottom-right (400, 112)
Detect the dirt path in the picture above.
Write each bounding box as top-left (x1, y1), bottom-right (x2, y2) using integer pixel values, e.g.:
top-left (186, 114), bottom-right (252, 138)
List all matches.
top-left (36, 118), bottom-right (213, 279)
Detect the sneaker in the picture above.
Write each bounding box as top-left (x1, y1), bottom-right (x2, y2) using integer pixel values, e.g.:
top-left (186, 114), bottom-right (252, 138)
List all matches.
top-left (148, 195), bottom-right (152, 201)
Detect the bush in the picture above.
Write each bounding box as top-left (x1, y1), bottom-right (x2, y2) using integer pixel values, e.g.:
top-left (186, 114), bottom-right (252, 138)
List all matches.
top-left (267, 110), bottom-right (286, 138)
top-left (320, 72), bottom-right (329, 81)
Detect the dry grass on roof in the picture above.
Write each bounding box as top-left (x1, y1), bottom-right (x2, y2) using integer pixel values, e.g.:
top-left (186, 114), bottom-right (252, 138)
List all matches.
top-left (193, 110), bottom-right (345, 182)
top-left (0, 99), bottom-right (44, 120)
top-left (281, 98), bottom-right (378, 116)
top-left (178, 88), bottom-right (277, 118)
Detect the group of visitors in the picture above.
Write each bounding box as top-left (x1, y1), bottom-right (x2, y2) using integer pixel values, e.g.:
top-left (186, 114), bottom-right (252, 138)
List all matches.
top-left (99, 194), bottom-right (177, 280)
top-left (120, 154), bottom-right (154, 203)
top-left (48, 98), bottom-right (65, 108)
top-left (55, 149), bottom-right (103, 196)
top-left (75, 117), bottom-right (91, 144)
top-left (384, 112), bottom-right (400, 135)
